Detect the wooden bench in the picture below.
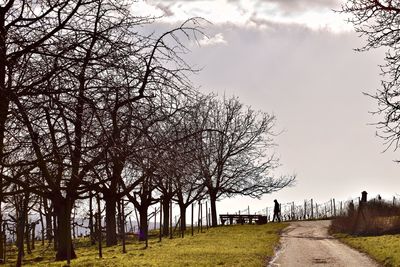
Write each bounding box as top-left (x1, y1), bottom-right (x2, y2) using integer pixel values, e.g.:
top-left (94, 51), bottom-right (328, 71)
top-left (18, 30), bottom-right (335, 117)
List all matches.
top-left (219, 214), bottom-right (268, 225)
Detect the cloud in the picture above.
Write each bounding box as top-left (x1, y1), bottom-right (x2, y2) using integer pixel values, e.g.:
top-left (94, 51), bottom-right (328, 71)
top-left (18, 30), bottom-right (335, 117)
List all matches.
top-left (259, 0), bottom-right (341, 13)
top-left (155, 3), bottom-right (174, 17)
top-left (139, 0), bottom-right (349, 32)
top-left (199, 33), bottom-right (227, 46)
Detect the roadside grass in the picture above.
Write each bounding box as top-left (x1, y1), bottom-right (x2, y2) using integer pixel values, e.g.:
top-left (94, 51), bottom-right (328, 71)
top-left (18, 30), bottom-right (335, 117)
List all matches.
top-left (7, 223), bottom-right (286, 267)
top-left (335, 233), bottom-right (400, 266)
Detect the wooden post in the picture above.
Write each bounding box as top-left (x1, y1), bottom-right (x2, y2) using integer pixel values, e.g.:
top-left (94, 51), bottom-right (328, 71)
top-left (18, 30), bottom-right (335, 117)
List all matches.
top-left (197, 201), bottom-right (201, 233)
top-left (159, 200), bottom-right (162, 242)
top-left (191, 204), bottom-right (194, 236)
top-left (205, 202), bottom-right (208, 230)
top-left (97, 194), bottom-right (102, 258)
top-left (304, 200), bottom-right (307, 219)
top-left (311, 199), bottom-right (313, 219)
top-left (39, 198), bottom-right (44, 246)
top-left (333, 199), bottom-right (336, 217)
top-left (154, 207), bottom-right (157, 231)
top-left (31, 222), bottom-right (36, 250)
top-left (129, 217), bottom-right (134, 233)
top-left (208, 208), bottom-right (211, 227)
top-left (292, 202), bottom-right (295, 220)
top-left (89, 191), bottom-right (94, 245)
top-left (169, 200), bottom-right (173, 239)
top-left (121, 198), bottom-right (126, 254)
top-left (200, 202), bottom-right (203, 233)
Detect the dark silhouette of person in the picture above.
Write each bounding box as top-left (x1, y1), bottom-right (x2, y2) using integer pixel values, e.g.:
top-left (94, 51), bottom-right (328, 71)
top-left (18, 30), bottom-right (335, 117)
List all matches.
top-left (273, 199), bottom-right (281, 222)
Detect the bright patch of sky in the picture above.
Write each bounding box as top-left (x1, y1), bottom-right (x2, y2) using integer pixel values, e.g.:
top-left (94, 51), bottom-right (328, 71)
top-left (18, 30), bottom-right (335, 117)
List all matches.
top-left (133, 0), bottom-right (352, 32)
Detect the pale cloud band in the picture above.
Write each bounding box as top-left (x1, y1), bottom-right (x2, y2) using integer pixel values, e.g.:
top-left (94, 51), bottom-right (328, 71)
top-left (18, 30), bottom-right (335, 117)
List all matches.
top-left (134, 0), bottom-right (352, 32)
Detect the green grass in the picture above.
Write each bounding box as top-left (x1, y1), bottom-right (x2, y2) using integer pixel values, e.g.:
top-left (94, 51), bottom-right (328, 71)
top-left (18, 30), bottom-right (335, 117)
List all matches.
top-left (7, 223), bottom-right (286, 267)
top-left (336, 233), bottom-right (400, 266)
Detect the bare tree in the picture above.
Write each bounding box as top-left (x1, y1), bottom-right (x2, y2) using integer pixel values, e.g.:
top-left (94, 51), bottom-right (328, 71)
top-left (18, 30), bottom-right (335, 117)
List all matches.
top-left (341, 1), bottom-right (400, 150)
top-left (195, 96), bottom-right (295, 226)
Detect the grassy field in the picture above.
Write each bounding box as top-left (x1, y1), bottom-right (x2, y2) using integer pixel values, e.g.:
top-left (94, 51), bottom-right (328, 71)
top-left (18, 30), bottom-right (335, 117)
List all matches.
top-left (336, 233), bottom-right (400, 266)
top-left (7, 223), bottom-right (286, 267)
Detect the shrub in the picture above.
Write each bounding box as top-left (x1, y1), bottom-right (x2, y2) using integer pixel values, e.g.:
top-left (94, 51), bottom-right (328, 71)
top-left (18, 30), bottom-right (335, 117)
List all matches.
top-left (330, 200), bottom-right (400, 235)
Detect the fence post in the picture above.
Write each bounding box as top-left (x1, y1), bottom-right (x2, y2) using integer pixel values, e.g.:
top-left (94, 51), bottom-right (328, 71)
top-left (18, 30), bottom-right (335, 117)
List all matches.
top-left (197, 201), bottom-right (201, 233)
top-left (340, 201), bottom-right (343, 216)
top-left (200, 202), bottom-right (203, 233)
top-left (97, 194), bottom-right (102, 258)
top-left (154, 207), bottom-right (157, 231)
top-left (169, 200), bottom-right (173, 239)
top-left (292, 202), bottom-right (295, 220)
top-left (122, 198), bottom-right (126, 253)
top-left (191, 203), bottom-right (194, 236)
top-left (159, 200), bottom-right (163, 242)
top-left (311, 199), bottom-right (313, 219)
top-left (333, 198), bottom-right (336, 217)
top-left (205, 202), bottom-right (208, 230)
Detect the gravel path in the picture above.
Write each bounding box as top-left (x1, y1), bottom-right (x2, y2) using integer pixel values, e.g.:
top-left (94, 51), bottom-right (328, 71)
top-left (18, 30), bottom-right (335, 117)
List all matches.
top-left (268, 220), bottom-right (379, 267)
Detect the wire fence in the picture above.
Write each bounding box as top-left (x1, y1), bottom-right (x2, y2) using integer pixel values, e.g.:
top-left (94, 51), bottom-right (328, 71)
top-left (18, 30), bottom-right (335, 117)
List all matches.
top-left (222, 195), bottom-right (400, 224)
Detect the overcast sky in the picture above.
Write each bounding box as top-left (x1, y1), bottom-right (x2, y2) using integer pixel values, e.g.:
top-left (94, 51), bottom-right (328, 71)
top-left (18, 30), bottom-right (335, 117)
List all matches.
top-left (138, 0), bottom-right (400, 214)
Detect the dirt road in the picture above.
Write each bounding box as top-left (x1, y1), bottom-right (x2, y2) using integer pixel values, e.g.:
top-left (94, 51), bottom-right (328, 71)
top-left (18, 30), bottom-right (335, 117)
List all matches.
top-left (268, 220), bottom-right (379, 267)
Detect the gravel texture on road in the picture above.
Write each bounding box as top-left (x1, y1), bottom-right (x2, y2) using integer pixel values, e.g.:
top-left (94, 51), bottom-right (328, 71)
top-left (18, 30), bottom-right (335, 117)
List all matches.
top-left (268, 220), bottom-right (379, 267)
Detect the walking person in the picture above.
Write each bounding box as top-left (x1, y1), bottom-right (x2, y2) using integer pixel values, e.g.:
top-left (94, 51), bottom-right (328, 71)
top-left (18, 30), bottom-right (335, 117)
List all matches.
top-left (273, 199), bottom-right (281, 222)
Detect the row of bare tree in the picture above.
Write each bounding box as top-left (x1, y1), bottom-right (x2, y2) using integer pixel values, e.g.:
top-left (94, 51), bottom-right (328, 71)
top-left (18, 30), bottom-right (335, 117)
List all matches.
top-left (0, 0), bottom-right (294, 264)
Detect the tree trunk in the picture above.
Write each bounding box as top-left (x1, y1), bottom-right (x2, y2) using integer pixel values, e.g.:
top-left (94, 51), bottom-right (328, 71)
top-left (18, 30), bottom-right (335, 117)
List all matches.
top-left (52, 212), bottom-right (57, 251)
top-left (16, 193), bottom-right (29, 267)
top-left (25, 217), bottom-right (31, 254)
top-left (39, 200), bottom-right (45, 246)
top-left (16, 215), bottom-right (25, 267)
top-left (104, 196), bottom-right (118, 246)
top-left (210, 193), bottom-right (218, 227)
top-left (138, 206), bottom-right (148, 242)
top-left (54, 199), bottom-right (76, 261)
top-left (162, 197), bottom-right (170, 236)
top-left (120, 198), bottom-right (126, 253)
top-left (179, 203), bottom-right (187, 231)
top-left (31, 223), bottom-right (36, 250)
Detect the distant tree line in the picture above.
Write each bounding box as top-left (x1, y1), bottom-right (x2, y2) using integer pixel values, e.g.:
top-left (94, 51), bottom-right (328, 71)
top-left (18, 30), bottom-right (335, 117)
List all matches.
top-left (0, 0), bottom-right (294, 264)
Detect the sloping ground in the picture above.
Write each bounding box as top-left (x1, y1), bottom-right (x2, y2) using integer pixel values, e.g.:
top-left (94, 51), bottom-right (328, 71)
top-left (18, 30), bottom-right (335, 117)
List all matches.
top-left (337, 233), bottom-right (400, 266)
top-left (269, 220), bottom-right (379, 267)
top-left (6, 223), bottom-right (286, 266)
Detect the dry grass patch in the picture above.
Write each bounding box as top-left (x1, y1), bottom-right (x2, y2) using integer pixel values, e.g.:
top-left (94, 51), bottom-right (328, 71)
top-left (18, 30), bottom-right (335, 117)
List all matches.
top-left (7, 223), bottom-right (286, 267)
